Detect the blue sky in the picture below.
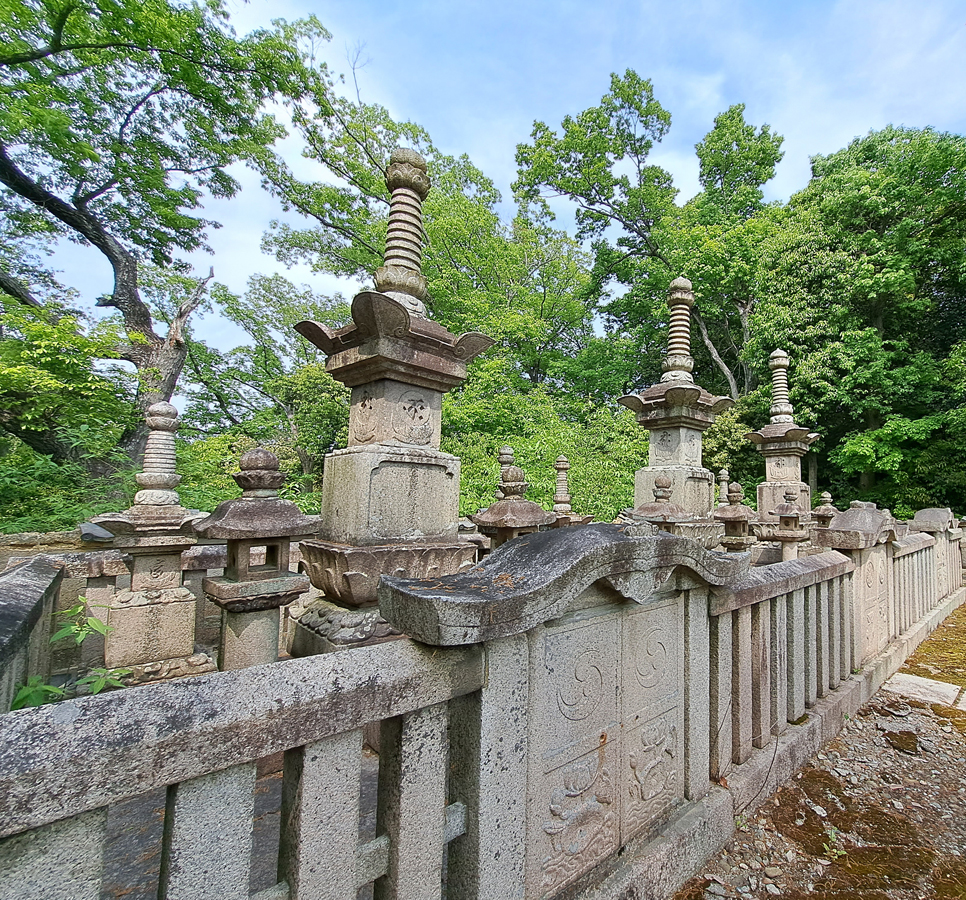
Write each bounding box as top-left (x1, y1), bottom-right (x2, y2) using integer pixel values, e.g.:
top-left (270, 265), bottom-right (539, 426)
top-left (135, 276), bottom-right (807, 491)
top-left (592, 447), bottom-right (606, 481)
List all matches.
top-left (54, 0), bottom-right (966, 346)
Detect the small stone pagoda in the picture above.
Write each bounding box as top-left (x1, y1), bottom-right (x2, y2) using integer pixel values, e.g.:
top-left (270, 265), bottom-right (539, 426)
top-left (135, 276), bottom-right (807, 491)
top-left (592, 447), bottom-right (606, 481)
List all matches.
top-left (747, 349), bottom-right (819, 521)
top-left (294, 149), bottom-right (494, 651)
top-left (91, 403), bottom-right (214, 682)
top-left (618, 277), bottom-right (733, 517)
top-left (471, 464), bottom-right (556, 549)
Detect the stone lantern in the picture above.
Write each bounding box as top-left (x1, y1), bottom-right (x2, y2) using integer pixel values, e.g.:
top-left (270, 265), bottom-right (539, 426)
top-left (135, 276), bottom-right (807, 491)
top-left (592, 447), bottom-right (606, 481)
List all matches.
top-left (747, 350), bottom-right (819, 521)
top-left (618, 277), bottom-right (733, 517)
top-left (471, 465), bottom-right (556, 550)
top-left (194, 449), bottom-right (317, 670)
top-left (624, 474), bottom-right (692, 535)
top-left (714, 482), bottom-right (758, 553)
top-left (812, 492), bottom-right (840, 529)
top-left (770, 487), bottom-right (810, 561)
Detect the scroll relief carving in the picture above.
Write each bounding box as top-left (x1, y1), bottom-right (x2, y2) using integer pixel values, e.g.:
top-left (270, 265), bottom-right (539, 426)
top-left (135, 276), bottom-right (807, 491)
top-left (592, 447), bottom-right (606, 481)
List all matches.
top-left (557, 650), bottom-right (605, 721)
top-left (633, 626), bottom-right (669, 690)
top-left (392, 390), bottom-right (433, 445)
top-left (541, 736), bottom-right (617, 893)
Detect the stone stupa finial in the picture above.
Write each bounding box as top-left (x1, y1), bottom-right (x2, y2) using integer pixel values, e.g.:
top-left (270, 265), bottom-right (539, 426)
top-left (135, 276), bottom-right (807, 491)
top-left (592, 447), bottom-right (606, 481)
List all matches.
top-left (768, 349), bottom-right (794, 424)
top-left (134, 402), bottom-right (182, 506)
top-left (553, 455), bottom-right (572, 514)
top-left (661, 277), bottom-right (696, 384)
top-left (374, 148), bottom-right (431, 316)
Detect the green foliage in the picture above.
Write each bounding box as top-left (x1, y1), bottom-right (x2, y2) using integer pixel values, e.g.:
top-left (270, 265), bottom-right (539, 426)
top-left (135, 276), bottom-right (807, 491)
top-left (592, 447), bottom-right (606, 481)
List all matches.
top-left (12, 675), bottom-right (65, 709)
top-left (76, 666), bottom-right (132, 694)
top-left (12, 599), bottom-right (129, 709)
top-left (0, 297), bottom-right (135, 457)
top-left (0, 440), bottom-right (135, 532)
top-left (49, 601), bottom-right (110, 645)
top-left (0, 0), bottom-right (324, 264)
top-left (442, 359), bottom-right (649, 520)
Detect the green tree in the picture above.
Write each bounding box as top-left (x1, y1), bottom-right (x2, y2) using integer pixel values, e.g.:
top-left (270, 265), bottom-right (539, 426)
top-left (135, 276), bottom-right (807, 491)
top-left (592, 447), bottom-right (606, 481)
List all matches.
top-left (748, 126), bottom-right (966, 510)
top-left (177, 273), bottom-right (350, 501)
top-left (0, 0), bottom-right (325, 458)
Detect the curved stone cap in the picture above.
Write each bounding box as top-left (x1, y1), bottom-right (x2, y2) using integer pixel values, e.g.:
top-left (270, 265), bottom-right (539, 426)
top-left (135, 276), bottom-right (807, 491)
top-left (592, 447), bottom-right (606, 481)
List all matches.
top-left (296, 292), bottom-right (493, 391)
top-left (378, 523), bottom-right (747, 645)
top-left (619, 382), bottom-right (733, 424)
top-left (193, 498), bottom-right (320, 540)
top-left (470, 498), bottom-right (556, 530)
top-left (746, 423), bottom-right (820, 447)
top-left (812, 503), bottom-right (897, 549)
top-left (912, 507), bottom-right (955, 533)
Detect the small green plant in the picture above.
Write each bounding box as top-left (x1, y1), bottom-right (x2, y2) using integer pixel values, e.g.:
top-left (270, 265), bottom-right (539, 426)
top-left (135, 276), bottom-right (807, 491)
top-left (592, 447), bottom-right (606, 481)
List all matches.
top-left (49, 601), bottom-right (110, 645)
top-left (11, 676), bottom-right (66, 709)
top-left (735, 814), bottom-right (749, 831)
top-left (76, 667), bottom-right (132, 695)
top-left (823, 825), bottom-right (847, 860)
top-left (11, 599), bottom-right (128, 710)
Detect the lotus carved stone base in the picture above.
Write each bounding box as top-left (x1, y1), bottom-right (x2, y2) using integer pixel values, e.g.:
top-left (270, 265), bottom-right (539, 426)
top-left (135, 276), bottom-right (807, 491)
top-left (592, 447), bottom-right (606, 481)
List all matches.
top-left (299, 538), bottom-right (477, 608)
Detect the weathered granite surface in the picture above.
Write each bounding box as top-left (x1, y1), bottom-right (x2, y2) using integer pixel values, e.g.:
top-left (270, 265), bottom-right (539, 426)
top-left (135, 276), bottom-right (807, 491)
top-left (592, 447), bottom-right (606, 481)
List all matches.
top-left (380, 523), bottom-right (747, 645)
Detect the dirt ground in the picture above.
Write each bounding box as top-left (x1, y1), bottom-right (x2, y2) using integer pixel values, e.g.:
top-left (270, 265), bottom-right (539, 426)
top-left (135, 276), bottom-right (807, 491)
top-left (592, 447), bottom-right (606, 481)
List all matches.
top-left (673, 614), bottom-right (966, 900)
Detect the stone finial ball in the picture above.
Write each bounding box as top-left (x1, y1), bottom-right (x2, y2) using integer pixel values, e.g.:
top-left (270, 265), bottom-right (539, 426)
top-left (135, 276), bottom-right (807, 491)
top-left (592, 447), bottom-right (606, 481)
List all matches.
top-left (146, 401), bottom-right (177, 419)
top-left (729, 482), bottom-right (744, 497)
top-left (655, 474), bottom-right (673, 489)
top-left (555, 455), bottom-right (570, 469)
top-left (669, 276), bottom-right (692, 291)
top-left (390, 147), bottom-right (428, 171)
top-left (769, 349), bottom-right (790, 367)
top-left (784, 487), bottom-right (799, 502)
top-left (239, 447), bottom-right (279, 471)
top-left (820, 491), bottom-right (833, 504)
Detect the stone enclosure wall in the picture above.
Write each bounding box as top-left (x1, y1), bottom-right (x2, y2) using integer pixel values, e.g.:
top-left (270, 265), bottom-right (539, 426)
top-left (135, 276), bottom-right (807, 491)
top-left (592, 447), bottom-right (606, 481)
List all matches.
top-left (0, 516), bottom-right (962, 900)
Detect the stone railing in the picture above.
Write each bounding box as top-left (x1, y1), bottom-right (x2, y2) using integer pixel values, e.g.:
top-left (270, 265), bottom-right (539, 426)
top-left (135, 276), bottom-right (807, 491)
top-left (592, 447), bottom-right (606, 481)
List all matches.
top-left (0, 639), bottom-right (482, 900)
top-left (892, 532), bottom-right (938, 639)
top-left (707, 551), bottom-right (855, 775)
top-left (0, 518), bottom-right (963, 900)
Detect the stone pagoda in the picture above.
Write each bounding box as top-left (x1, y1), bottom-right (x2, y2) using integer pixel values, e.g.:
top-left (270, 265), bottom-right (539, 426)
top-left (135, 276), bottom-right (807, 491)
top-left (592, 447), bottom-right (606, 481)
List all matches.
top-left (618, 277), bottom-right (733, 517)
top-left (746, 349), bottom-right (819, 521)
top-left (91, 403), bottom-right (214, 682)
top-left (293, 148), bottom-right (494, 652)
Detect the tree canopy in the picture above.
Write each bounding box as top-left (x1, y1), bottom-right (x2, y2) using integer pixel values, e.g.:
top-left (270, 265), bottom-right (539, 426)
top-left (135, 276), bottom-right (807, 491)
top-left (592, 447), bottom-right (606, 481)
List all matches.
top-left (3, 38), bottom-right (966, 529)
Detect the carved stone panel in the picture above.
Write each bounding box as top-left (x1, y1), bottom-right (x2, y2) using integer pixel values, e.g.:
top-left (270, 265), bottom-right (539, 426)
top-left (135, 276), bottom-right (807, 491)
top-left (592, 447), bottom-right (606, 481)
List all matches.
top-left (319, 446), bottom-right (461, 544)
top-left (621, 598), bottom-right (684, 842)
top-left (647, 428), bottom-right (702, 468)
top-left (530, 608), bottom-right (620, 773)
top-left (624, 707), bottom-right (682, 839)
top-left (348, 379), bottom-right (442, 449)
top-left (535, 738), bottom-right (620, 898)
top-left (526, 595), bottom-right (686, 898)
